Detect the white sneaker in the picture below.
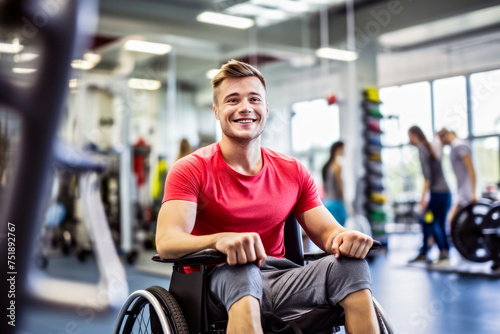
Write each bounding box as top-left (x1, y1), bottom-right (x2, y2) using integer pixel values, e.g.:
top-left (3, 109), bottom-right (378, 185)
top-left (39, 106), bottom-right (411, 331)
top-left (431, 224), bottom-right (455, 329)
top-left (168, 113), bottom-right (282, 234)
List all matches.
top-left (432, 255), bottom-right (450, 266)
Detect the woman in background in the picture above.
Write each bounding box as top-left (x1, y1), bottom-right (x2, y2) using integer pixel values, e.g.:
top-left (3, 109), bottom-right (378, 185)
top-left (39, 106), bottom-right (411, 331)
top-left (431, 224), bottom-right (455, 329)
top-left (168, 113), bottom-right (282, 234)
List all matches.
top-left (408, 125), bottom-right (451, 265)
top-left (322, 141), bottom-right (347, 226)
top-left (176, 138), bottom-right (192, 161)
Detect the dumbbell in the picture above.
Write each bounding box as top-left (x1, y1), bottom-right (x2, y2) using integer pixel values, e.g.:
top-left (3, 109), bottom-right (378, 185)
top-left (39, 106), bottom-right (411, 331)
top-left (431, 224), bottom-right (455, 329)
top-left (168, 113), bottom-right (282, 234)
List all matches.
top-left (450, 200), bottom-right (500, 265)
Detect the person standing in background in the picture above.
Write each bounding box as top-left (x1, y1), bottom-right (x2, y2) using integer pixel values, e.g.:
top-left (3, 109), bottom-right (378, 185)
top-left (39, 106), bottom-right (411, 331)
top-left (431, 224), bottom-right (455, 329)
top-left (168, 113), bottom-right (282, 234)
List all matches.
top-left (176, 138), bottom-right (192, 161)
top-left (408, 126), bottom-right (451, 265)
top-left (322, 141), bottom-right (347, 226)
top-left (437, 128), bottom-right (477, 220)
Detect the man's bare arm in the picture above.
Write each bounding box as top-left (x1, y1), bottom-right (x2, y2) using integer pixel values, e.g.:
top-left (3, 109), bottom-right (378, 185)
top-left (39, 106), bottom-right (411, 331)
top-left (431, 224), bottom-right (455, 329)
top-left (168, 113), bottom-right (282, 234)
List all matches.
top-left (295, 205), bottom-right (373, 259)
top-left (462, 154), bottom-right (477, 202)
top-left (156, 200), bottom-right (266, 266)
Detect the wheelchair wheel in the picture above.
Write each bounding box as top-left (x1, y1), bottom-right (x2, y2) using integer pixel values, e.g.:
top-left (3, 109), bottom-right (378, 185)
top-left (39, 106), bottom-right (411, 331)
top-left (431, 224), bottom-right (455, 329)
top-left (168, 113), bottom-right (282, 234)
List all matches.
top-left (373, 297), bottom-right (395, 334)
top-left (114, 286), bottom-right (189, 334)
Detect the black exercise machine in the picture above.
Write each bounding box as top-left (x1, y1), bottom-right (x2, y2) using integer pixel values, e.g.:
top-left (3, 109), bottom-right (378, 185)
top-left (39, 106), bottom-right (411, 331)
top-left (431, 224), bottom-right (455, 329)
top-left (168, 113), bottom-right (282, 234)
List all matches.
top-left (451, 200), bottom-right (500, 269)
top-left (0, 1), bottom-right (97, 333)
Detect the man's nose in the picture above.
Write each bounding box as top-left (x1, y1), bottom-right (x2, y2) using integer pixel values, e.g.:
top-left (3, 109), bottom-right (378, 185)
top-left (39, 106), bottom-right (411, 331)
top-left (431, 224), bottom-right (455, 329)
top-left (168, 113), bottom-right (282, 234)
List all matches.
top-left (238, 99), bottom-right (253, 112)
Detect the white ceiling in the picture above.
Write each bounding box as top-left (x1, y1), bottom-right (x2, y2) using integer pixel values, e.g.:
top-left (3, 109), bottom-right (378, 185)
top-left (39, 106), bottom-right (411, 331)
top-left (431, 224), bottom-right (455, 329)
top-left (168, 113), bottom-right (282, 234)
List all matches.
top-left (87, 0), bottom-right (500, 89)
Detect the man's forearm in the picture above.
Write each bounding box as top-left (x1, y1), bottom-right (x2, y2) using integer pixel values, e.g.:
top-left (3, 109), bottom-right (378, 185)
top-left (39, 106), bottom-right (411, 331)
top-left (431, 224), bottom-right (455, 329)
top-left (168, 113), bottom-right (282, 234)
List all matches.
top-left (156, 229), bottom-right (223, 259)
top-left (470, 169), bottom-right (476, 198)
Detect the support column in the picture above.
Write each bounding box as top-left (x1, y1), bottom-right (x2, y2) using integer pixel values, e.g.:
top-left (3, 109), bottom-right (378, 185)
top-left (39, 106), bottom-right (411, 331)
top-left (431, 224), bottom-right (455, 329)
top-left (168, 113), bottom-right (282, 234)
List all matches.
top-left (339, 0), bottom-right (378, 214)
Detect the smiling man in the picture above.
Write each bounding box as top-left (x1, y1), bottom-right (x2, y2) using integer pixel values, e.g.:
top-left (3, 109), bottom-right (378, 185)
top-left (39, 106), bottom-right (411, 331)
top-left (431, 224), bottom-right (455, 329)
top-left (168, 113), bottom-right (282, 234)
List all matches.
top-left (156, 59), bottom-right (381, 334)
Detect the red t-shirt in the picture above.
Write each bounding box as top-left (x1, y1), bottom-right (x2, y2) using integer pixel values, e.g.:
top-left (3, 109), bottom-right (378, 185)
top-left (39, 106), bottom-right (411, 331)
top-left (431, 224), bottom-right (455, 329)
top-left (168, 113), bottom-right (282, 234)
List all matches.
top-left (162, 143), bottom-right (322, 258)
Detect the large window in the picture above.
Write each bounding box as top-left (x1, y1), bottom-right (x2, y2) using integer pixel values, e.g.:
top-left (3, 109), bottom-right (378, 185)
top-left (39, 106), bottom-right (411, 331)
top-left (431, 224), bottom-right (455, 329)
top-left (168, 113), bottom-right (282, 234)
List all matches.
top-left (380, 82), bottom-right (433, 200)
top-left (291, 98), bottom-right (340, 186)
top-left (433, 76), bottom-right (468, 138)
top-left (380, 70), bottom-right (500, 205)
top-left (291, 99), bottom-right (339, 153)
top-left (472, 137), bottom-right (500, 191)
top-left (470, 69), bottom-right (500, 136)
top-left (379, 82), bottom-right (433, 146)
top-left (382, 146), bottom-right (423, 202)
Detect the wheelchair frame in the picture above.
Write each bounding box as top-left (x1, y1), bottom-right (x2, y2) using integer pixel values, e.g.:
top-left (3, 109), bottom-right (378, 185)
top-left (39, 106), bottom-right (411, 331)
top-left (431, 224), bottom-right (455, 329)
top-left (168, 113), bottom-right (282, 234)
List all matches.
top-left (114, 215), bottom-right (393, 334)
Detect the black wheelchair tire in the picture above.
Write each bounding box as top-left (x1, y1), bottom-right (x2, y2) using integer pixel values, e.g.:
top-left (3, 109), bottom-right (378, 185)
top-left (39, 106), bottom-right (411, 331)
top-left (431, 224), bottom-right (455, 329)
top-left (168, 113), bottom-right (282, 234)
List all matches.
top-left (116, 288), bottom-right (188, 334)
top-left (120, 295), bottom-right (150, 334)
top-left (373, 297), bottom-right (395, 334)
top-left (146, 286), bottom-right (189, 334)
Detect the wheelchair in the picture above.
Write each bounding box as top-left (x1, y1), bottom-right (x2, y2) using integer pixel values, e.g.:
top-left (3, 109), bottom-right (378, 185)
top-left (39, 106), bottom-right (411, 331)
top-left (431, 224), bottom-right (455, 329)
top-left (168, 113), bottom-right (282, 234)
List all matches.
top-left (114, 215), bottom-right (394, 334)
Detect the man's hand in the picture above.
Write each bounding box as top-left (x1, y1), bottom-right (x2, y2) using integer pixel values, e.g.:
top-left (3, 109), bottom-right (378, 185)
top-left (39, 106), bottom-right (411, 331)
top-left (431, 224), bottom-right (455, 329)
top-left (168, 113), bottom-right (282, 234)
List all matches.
top-left (215, 232), bottom-right (267, 267)
top-left (331, 230), bottom-right (373, 259)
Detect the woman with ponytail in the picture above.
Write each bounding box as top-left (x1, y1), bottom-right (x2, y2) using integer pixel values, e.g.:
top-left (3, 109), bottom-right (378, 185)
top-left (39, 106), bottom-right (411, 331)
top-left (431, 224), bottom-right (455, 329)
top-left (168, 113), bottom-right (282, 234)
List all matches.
top-left (408, 125), bottom-right (451, 265)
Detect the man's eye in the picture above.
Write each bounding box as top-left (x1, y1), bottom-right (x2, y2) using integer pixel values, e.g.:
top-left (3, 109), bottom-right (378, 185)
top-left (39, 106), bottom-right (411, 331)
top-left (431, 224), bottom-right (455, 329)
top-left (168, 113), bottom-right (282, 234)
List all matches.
top-left (251, 98), bottom-right (261, 102)
top-left (227, 99), bottom-right (237, 103)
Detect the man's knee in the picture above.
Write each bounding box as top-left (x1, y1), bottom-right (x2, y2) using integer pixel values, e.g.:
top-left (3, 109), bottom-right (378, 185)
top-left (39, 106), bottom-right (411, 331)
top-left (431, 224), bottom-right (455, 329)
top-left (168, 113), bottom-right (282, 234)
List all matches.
top-left (322, 255), bottom-right (370, 278)
top-left (321, 256), bottom-right (372, 305)
top-left (213, 262), bottom-right (263, 284)
top-left (210, 263), bottom-right (263, 311)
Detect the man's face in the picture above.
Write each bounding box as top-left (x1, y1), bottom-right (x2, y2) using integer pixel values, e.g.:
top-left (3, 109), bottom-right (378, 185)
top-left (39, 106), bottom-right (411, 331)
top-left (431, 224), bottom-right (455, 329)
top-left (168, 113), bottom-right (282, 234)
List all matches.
top-left (439, 133), bottom-right (451, 145)
top-left (213, 76), bottom-right (269, 143)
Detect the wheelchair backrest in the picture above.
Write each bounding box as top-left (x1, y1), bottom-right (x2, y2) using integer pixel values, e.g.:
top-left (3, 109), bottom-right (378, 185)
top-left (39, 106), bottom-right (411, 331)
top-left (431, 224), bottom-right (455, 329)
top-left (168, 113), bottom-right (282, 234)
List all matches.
top-left (283, 214), bottom-right (305, 266)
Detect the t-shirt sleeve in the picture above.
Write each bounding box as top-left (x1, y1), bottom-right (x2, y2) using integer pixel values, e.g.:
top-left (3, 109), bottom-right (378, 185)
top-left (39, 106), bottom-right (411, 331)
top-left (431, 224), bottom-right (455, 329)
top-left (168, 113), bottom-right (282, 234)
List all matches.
top-left (162, 156), bottom-right (203, 204)
top-left (293, 159), bottom-right (323, 214)
top-left (456, 144), bottom-right (471, 159)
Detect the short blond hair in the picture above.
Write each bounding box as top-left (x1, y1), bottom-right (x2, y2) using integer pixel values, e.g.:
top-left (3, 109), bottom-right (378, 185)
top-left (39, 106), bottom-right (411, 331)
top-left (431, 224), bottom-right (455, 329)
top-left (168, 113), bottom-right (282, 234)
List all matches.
top-left (211, 59), bottom-right (266, 106)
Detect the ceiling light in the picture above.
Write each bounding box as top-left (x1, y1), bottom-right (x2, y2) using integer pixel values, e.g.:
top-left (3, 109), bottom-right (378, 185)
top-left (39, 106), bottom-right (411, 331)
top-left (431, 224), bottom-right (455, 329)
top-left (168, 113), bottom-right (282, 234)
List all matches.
top-left (12, 67), bottom-right (36, 74)
top-left (251, 0), bottom-right (309, 13)
top-left (71, 52), bottom-right (101, 70)
top-left (83, 52), bottom-right (101, 64)
top-left (197, 11), bottom-right (255, 29)
top-left (226, 4), bottom-right (262, 16)
top-left (14, 53), bottom-right (38, 63)
top-left (0, 39), bottom-right (24, 54)
top-left (124, 40), bottom-right (172, 55)
top-left (128, 78), bottom-right (162, 90)
top-left (69, 79), bottom-right (79, 88)
top-left (316, 47), bottom-right (358, 61)
top-left (206, 69), bottom-right (220, 79)
top-left (290, 55), bottom-right (316, 68)
top-left (71, 59), bottom-right (97, 70)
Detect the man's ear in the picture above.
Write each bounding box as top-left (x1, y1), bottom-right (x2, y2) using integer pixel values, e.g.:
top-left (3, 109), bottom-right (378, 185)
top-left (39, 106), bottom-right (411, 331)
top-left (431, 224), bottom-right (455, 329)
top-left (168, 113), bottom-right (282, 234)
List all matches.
top-left (266, 103), bottom-right (270, 118)
top-left (213, 104), bottom-right (219, 120)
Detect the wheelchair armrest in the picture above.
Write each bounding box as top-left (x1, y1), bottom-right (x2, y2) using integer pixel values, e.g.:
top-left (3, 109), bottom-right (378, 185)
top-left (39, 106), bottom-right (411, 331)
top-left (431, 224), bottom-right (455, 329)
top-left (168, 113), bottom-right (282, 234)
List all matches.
top-left (370, 240), bottom-right (381, 250)
top-left (303, 240), bottom-right (381, 261)
top-left (152, 249), bottom-right (227, 267)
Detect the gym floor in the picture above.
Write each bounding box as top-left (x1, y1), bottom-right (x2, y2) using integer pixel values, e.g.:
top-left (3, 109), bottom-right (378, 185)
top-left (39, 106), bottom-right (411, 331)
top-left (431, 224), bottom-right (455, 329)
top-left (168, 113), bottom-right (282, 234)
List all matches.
top-left (18, 234), bottom-right (500, 334)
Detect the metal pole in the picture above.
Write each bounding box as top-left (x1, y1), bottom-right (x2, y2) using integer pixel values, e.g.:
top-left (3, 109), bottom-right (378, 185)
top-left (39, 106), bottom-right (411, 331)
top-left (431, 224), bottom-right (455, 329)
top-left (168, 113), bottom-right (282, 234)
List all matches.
top-left (166, 48), bottom-right (177, 166)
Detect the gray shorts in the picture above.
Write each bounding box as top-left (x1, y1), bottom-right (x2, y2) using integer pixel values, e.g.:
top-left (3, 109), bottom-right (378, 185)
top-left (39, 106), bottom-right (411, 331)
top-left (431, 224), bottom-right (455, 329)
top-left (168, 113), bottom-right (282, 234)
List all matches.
top-left (209, 255), bottom-right (372, 321)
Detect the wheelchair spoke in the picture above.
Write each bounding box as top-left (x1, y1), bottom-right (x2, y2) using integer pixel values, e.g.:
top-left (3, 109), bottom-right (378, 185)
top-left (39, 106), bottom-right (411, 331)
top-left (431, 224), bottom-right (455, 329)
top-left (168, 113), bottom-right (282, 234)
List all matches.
top-left (135, 305), bottom-right (151, 334)
top-left (146, 308), bottom-right (151, 332)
